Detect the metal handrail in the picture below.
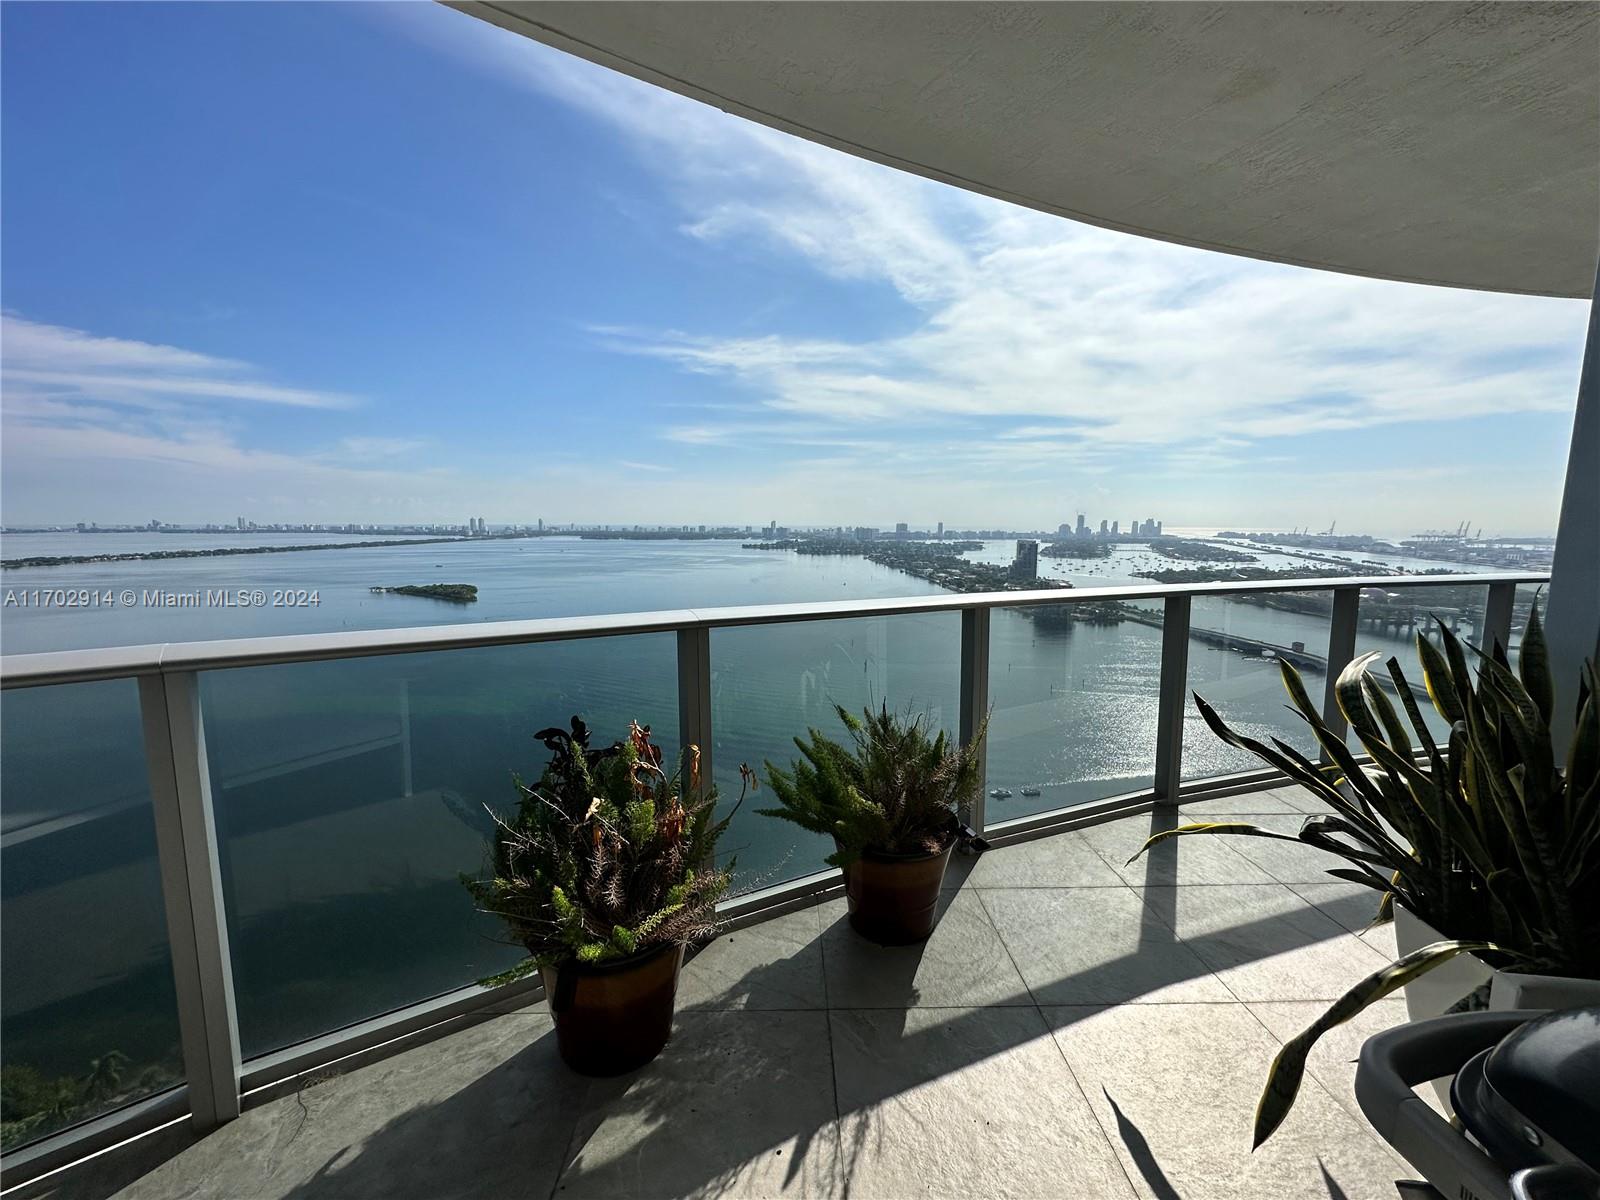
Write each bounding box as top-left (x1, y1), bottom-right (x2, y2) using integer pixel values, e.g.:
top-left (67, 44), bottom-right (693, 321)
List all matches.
top-left (0, 567), bottom-right (1548, 1187)
top-left (0, 570), bottom-right (1549, 687)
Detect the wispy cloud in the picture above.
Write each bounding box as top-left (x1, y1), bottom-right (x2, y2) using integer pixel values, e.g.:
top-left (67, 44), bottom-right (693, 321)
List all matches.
top-left (1, 315), bottom-right (358, 411)
top-left (411, 6), bottom-right (1585, 468)
top-left (328, 436), bottom-right (427, 460)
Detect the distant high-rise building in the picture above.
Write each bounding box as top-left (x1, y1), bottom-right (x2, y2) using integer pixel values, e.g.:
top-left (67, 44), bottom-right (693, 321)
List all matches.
top-left (477, 516), bottom-right (486, 534)
top-left (1099, 519), bottom-right (1109, 536)
top-left (1111, 520), bottom-right (1119, 535)
top-left (895, 522), bottom-right (909, 534)
top-left (937, 521), bottom-right (944, 539)
top-left (237, 516), bottom-right (246, 530)
top-left (1154, 520), bottom-right (1163, 536)
top-left (1009, 539), bottom-right (1039, 581)
top-left (537, 517), bottom-right (544, 532)
top-left (1076, 514), bottom-right (1088, 537)
top-left (1057, 523), bottom-right (1071, 539)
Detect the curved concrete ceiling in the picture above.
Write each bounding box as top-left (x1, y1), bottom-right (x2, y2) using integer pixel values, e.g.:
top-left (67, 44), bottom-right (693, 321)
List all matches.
top-left (453, 1), bottom-right (1599, 298)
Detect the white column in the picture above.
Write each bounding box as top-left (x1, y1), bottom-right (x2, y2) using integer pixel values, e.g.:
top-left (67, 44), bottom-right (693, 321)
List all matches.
top-left (1545, 263), bottom-right (1599, 754)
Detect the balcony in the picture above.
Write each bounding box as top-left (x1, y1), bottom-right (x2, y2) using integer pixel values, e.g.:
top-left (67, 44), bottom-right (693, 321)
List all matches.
top-left (0, 572), bottom-right (1544, 1195)
top-left (7, 788), bottom-right (1439, 1200)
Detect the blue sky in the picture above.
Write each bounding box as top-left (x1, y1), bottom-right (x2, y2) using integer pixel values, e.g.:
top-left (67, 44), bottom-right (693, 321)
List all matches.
top-left (0, 2), bottom-right (1588, 536)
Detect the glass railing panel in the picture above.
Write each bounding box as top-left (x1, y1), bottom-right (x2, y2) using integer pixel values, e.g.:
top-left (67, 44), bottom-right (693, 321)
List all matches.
top-left (198, 634), bottom-right (677, 1058)
top-left (1, 679), bottom-right (182, 1151)
top-left (985, 598), bottom-right (1162, 820)
top-left (1350, 583), bottom-right (1490, 747)
top-left (1184, 591), bottom-right (1333, 779)
top-left (711, 613), bottom-right (960, 893)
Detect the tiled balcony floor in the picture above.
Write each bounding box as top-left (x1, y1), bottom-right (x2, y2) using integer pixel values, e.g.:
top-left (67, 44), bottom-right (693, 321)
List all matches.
top-left (21, 787), bottom-right (1422, 1200)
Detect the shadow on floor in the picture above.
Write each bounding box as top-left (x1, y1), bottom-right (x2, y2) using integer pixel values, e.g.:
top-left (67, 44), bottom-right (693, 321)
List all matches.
top-left (19, 816), bottom-right (1387, 1200)
top-left (1103, 1086), bottom-right (1183, 1200)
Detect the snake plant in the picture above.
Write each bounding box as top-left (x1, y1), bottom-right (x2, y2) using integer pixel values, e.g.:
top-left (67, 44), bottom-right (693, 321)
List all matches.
top-left (1130, 601), bottom-right (1599, 1146)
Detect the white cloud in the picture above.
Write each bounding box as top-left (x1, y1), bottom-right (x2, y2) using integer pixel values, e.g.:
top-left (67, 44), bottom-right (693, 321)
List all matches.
top-left (408, 6), bottom-right (1585, 462)
top-left (1, 316), bottom-right (358, 411)
top-left (329, 436), bottom-right (428, 460)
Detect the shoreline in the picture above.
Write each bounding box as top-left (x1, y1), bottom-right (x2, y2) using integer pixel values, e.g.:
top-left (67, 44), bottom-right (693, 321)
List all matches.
top-left (0, 533), bottom-right (544, 570)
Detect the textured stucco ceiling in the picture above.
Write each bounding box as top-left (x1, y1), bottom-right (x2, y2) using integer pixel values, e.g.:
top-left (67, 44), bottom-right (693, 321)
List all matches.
top-left (452, 1), bottom-right (1599, 298)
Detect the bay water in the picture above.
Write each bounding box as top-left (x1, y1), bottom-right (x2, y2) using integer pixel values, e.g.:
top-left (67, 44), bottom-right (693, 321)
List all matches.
top-left (0, 534), bottom-right (1491, 1123)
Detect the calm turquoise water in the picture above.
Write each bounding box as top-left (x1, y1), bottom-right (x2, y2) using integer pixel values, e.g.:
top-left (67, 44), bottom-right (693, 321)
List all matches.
top-left (0, 536), bottom-right (1491, 1118)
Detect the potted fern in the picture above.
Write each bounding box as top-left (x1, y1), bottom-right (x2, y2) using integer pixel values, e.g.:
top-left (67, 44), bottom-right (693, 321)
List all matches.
top-left (464, 717), bottom-right (754, 1075)
top-left (760, 704), bottom-right (985, 944)
top-left (1130, 603), bottom-right (1599, 1144)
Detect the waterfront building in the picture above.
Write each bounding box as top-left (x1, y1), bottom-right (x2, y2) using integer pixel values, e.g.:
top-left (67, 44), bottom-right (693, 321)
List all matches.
top-left (1009, 538), bottom-right (1039, 580)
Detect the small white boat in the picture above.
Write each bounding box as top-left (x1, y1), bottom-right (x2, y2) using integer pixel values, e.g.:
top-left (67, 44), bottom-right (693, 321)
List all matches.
top-left (1020, 787), bottom-right (1042, 797)
top-left (989, 788), bottom-right (1012, 799)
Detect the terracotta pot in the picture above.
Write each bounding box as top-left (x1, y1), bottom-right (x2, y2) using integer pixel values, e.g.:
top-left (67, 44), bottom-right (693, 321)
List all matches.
top-left (841, 837), bottom-right (955, 944)
top-left (539, 942), bottom-right (684, 1075)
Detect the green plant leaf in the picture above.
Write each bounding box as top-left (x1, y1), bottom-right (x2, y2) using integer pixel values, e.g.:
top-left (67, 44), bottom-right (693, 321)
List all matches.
top-left (1361, 669), bottom-right (1413, 760)
top-left (476, 957), bottom-right (542, 989)
top-left (1127, 821), bottom-right (1307, 865)
top-left (1518, 597), bottom-right (1554, 726)
top-left (1253, 939), bottom-right (1495, 1148)
top-left (1416, 632), bottom-right (1465, 726)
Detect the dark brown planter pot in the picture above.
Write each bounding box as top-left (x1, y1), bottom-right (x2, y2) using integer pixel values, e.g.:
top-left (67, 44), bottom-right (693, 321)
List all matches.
top-left (539, 942), bottom-right (684, 1075)
top-left (840, 837), bottom-right (955, 944)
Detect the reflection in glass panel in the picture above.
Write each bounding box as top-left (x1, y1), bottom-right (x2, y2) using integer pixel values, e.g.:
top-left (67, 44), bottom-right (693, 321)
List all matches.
top-left (711, 615), bottom-right (960, 893)
top-left (985, 600), bottom-right (1163, 820)
top-left (1184, 592), bottom-right (1333, 779)
top-left (1350, 583), bottom-right (1489, 746)
top-left (200, 635), bottom-right (677, 1058)
top-left (0, 680), bottom-right (182, 1151)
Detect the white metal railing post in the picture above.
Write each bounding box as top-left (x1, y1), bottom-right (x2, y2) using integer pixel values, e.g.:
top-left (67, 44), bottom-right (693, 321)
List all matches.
top-left (1322, 586), bottom-right (1362, 755)
top-left (137, 671), bottom-right (241, 1130)
top-left (1153, 595), bottom-right (1191, 804)
top-left (677, 627), bottom-right (714, 796)
top-left (1482, 580), bottom-right (1517, 660)
top-left (958, 607), bottom-right (991, 832)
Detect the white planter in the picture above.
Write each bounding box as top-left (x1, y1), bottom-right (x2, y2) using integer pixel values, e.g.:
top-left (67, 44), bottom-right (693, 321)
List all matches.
top-left (1488, 969), bottom-right (1600, 1010)
top-left (1393, 905), bottom-right (1600, 1110)
top-left (1394, 906), bottom-right (1491, 1113)
top-left (1393, 905), bottom-right (1493, 1022)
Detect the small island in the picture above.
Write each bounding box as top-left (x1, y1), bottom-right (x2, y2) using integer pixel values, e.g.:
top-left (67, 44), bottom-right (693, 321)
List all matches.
top-left (370, 583), bottom-right (478, 603)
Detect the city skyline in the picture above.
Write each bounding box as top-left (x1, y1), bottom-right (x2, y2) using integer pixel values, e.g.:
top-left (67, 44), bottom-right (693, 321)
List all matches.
top-left (7, 511), bottom-right (1542, 547)
top-left (0, 3), bottom-right (1588, 535)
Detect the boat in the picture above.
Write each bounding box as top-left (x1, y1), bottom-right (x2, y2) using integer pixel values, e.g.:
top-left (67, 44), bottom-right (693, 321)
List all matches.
top-left (1020, 787), bottom-right (1042, 797)
top-left (989, 788), bottom-right (1012, 799)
